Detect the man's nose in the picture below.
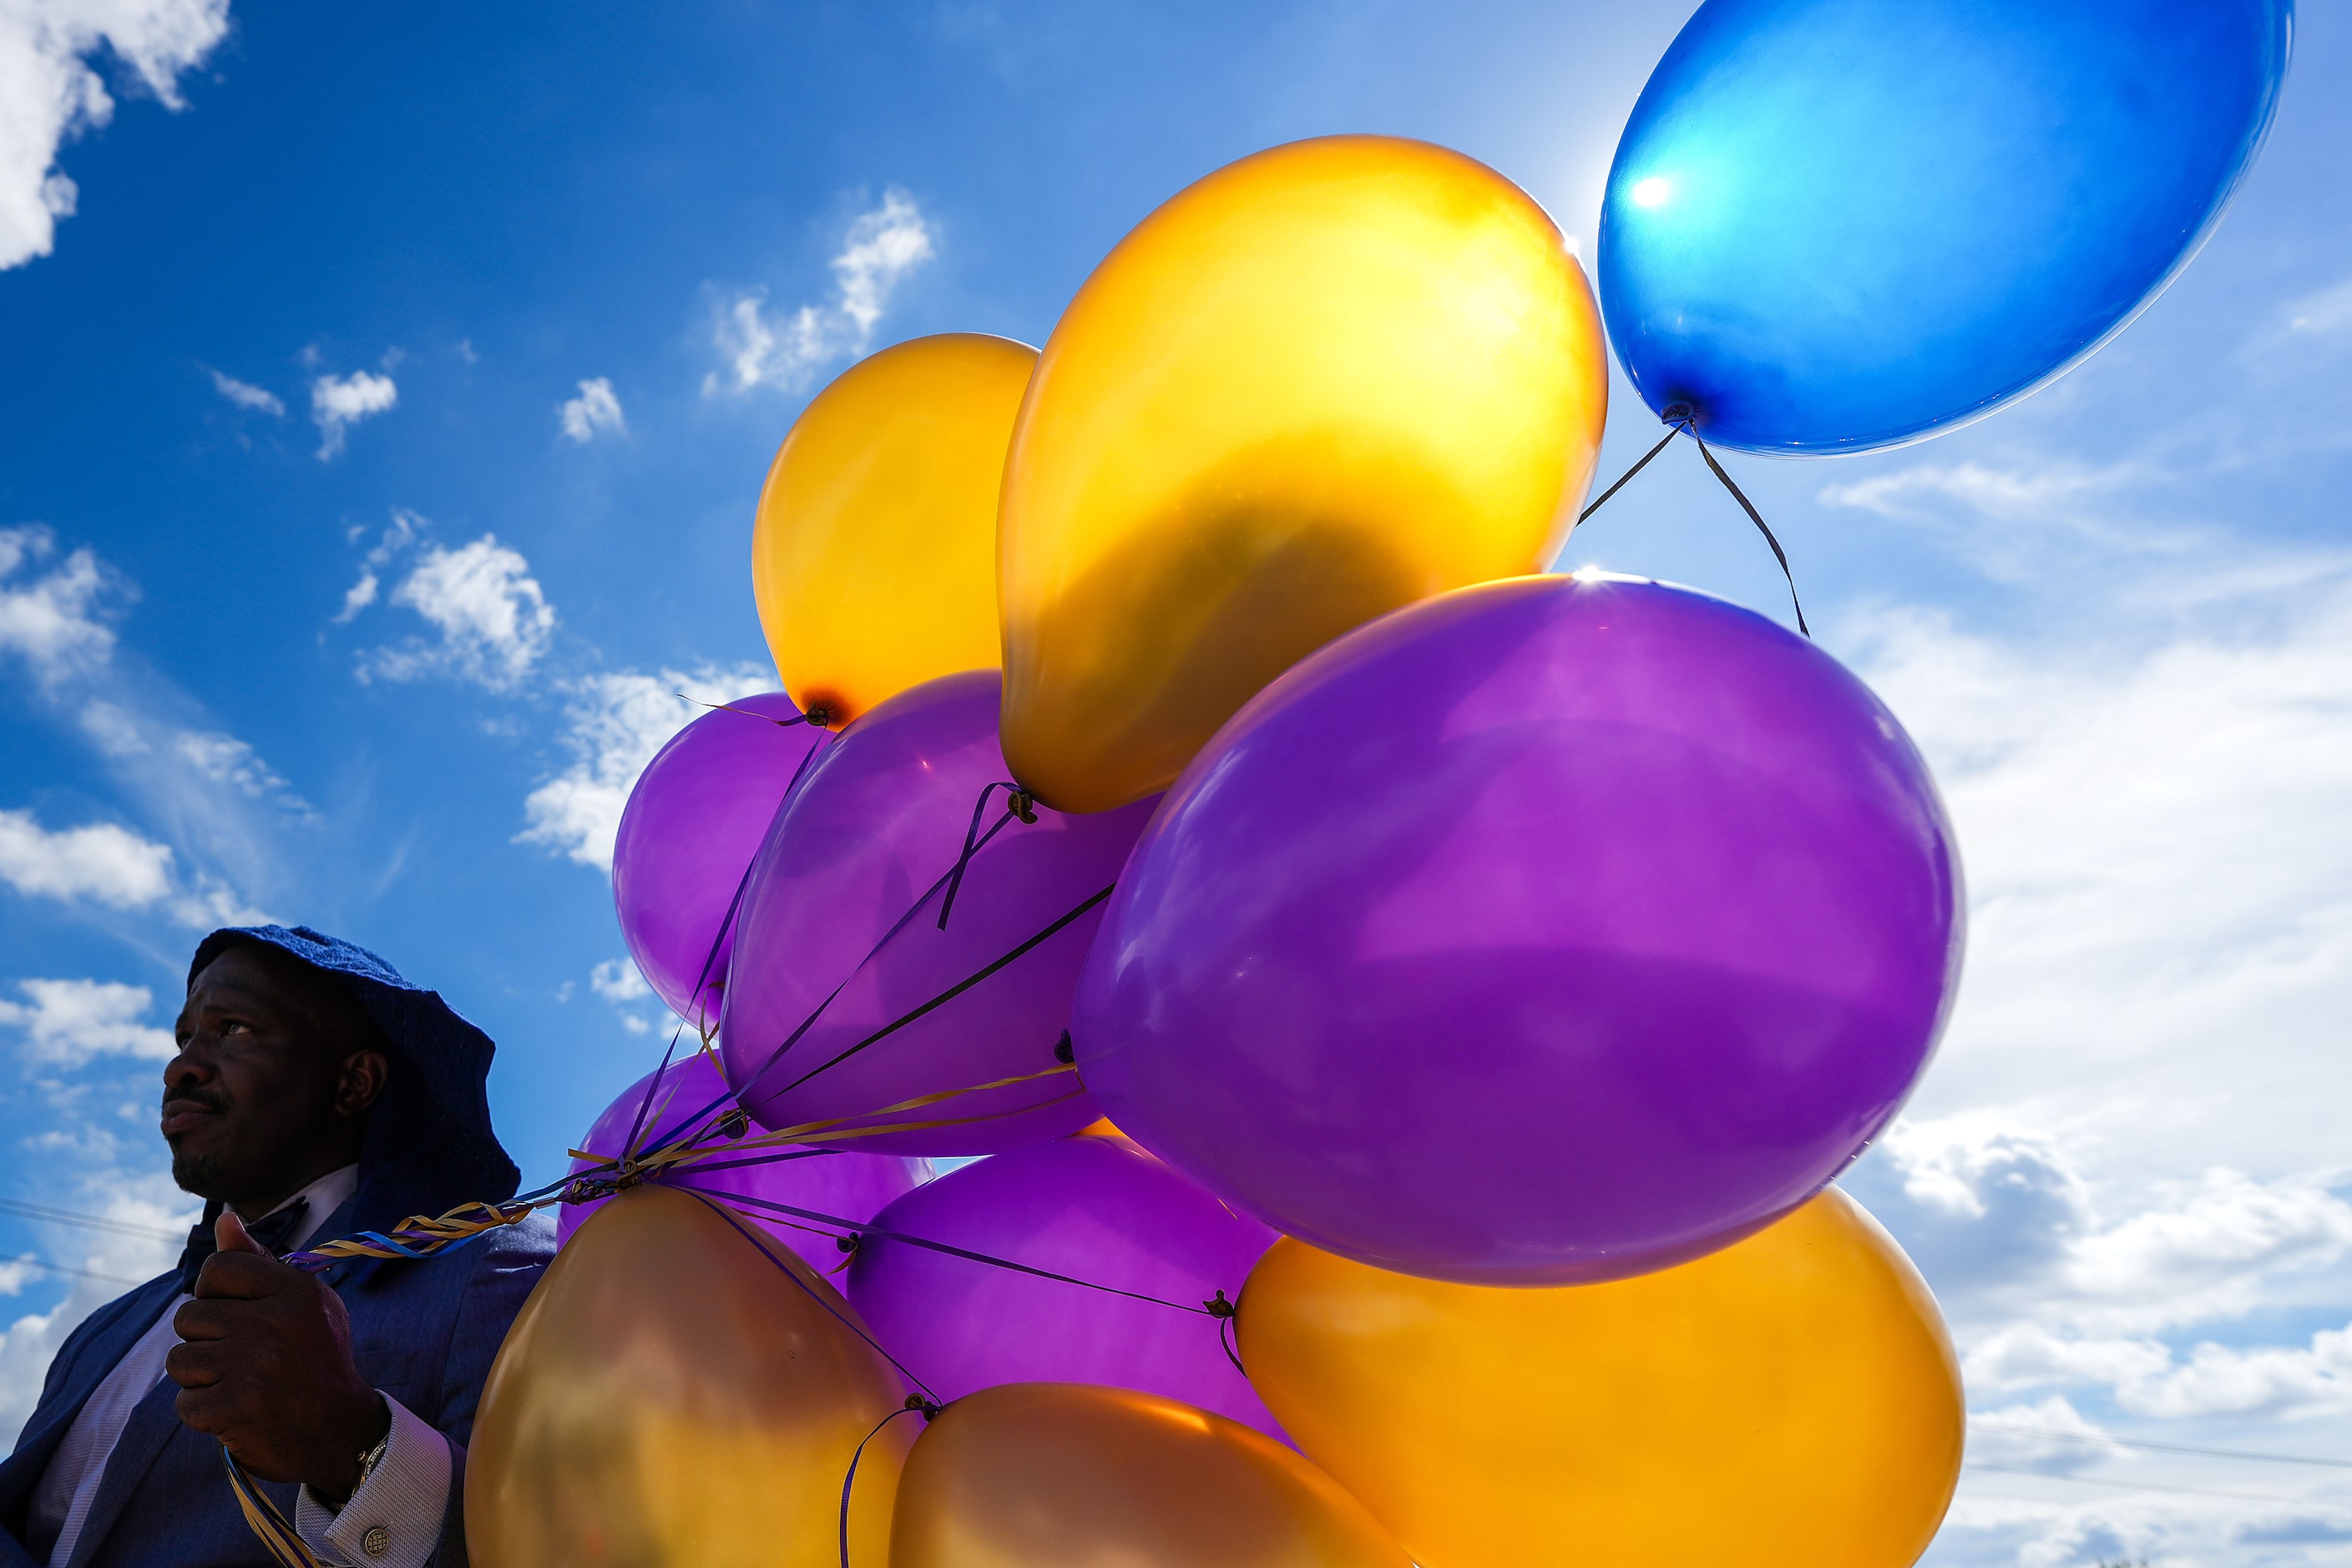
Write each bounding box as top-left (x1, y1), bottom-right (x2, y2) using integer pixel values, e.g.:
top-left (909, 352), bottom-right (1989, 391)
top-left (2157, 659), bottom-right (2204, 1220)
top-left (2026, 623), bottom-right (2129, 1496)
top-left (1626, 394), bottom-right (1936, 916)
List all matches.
top-left (164, 1040), bottom-right (216, 1094)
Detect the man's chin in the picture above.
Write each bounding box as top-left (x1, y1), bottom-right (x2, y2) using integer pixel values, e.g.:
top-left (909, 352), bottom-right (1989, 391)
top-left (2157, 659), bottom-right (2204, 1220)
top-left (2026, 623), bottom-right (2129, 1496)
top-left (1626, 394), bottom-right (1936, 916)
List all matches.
top-left (171, 1149), bottom-right (229, 1200)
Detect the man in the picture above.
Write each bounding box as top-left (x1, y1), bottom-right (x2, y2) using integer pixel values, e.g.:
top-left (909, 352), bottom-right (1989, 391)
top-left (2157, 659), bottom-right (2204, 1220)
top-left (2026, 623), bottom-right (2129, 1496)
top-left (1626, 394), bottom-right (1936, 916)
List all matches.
top-left (0, 926), bottom-right (554, 1568)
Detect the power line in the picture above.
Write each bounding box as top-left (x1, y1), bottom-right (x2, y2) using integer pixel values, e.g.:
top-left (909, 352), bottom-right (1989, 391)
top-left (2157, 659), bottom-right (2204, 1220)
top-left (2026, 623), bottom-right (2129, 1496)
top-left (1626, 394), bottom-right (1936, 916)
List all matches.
top-left (1974, 1423), bottom-right (2352, 1472)
top-left (0, 1196), bottom-right (187, 1245)
top-left (2, 1254), bottom-right (151, 1289)
top-left (1966, 1462), bottom-right (2344, 1509)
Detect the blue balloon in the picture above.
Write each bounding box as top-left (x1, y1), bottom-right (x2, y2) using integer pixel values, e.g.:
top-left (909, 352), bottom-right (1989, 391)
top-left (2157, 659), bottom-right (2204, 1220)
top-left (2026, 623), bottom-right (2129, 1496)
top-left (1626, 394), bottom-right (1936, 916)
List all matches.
top-left (1597, 0), bottom-right (2291, 455)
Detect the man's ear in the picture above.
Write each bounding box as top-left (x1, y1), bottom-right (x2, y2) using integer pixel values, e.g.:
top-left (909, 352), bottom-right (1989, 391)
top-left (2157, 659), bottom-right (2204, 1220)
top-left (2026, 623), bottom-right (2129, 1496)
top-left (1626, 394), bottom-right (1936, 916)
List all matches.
top-left (336, 1050), bottom-right (390, 1120)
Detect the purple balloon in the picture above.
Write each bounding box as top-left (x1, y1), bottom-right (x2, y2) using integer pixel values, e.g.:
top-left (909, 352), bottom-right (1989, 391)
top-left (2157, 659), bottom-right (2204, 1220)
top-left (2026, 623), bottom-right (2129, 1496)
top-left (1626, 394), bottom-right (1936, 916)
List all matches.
top-left (558, 1052), bottom-right (928, 1274)
top-left (721, 671), bottom-right (1157, 1156)
top-left (614, 691), bottom-right (829, 1029)
top-left (1075, 574), bottom-right (1963, 1286)
top-left (847, 1134), bottom-right (1282, 1436)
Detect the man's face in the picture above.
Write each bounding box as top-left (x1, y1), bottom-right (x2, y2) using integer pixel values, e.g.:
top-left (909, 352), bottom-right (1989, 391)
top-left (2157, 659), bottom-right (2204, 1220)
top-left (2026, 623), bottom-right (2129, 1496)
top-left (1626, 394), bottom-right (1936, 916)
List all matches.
top-left (165, 948), bottom-right (376, 1206)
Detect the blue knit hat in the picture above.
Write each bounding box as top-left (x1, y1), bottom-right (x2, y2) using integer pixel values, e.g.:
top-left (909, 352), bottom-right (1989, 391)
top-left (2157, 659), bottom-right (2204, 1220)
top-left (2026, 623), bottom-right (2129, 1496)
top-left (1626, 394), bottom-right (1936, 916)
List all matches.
top-left (188, 924), bottom-right (521, 1236)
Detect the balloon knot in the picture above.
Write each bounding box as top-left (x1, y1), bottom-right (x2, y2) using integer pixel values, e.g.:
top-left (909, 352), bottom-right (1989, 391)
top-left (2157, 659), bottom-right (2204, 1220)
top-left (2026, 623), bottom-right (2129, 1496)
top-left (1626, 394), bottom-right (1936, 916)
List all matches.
top-left (836, 1232), bottom-right (862, 1255)
top-left (1661, 400), bottom-right (1697, 427)
top-left (716, 1107), bottom-right (750, 1141)
top-left (1054, 1031), bottom-right (1075, 1065)
top-left (1009, 789), bottom-right (1039, 824)
top-left (1204, 1289), bottom-right (1237, 1319)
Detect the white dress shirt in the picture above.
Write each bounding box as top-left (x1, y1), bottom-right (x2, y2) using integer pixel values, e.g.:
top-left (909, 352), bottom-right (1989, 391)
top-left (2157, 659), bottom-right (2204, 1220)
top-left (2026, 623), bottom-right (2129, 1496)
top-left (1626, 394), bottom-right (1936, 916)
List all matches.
top-left (27, 1166), bottom-right (454, 1568)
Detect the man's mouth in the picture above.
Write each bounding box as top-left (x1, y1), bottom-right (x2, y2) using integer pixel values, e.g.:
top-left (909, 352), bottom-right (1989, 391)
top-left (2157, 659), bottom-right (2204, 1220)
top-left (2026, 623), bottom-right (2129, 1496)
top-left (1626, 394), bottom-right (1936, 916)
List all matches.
top-left (160, 1099), bottom-right (222, 1139)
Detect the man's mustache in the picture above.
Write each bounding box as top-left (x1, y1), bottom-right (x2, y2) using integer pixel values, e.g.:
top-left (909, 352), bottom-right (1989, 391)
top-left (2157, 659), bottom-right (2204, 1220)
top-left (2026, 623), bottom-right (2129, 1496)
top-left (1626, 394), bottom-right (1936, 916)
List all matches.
top-left (164, 1088), bottom-right (227, 1115)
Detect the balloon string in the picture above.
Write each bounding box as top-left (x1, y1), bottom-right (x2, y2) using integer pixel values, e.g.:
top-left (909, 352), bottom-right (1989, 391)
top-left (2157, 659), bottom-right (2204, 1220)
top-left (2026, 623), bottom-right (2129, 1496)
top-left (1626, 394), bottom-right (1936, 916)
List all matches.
top-left (838, 1404), bottom-right (935, 1568)
top-left (712, 1188), bottom-right (1230, 1318)
top-left (619, 1026), bottom-right (690, 1166)
top-left (680, 1187), bottom-right (943, 1402)
top-left (222, 1449), bottom-right (329, 1568)
top-left (757, 884), bottom-right (1116, 1103)
top-left (617, 698), bottom-right (836, 1163)
top-left (675, 691), bottom-right (835, 729)
top-left (1576, 423), bottom-right (1682, 524)
top-left (1571, 405), bottom-right (1812, 639)
top-left (726, 809), bottom-right (1025, 1110)
top-left (568, 1065), bottom-right (1086, 1182)
top-left (1217, 1313), bottom-right (1247, 1378)
top-left (676, 725), bottom-right (832, 1039)
top-left (937, 781), bottom-right (1037, 931)
top-left (276, 1067), bottom-right (1081, 1274)
top-left (1679, 418), bottom-right (1811, 638)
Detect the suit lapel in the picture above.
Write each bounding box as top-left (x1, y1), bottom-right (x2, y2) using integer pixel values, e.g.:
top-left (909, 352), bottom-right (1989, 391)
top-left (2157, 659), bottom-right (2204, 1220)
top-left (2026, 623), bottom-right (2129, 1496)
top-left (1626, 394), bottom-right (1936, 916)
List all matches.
top-left (0, 1278), bottom-right (177, 1500)
top-left (61, 1369), bottom-right (185, 1568)
top-left (60, 1195), bottom-right (371, 1565)
top-left (37, 1194), bottom-right (373, 1560)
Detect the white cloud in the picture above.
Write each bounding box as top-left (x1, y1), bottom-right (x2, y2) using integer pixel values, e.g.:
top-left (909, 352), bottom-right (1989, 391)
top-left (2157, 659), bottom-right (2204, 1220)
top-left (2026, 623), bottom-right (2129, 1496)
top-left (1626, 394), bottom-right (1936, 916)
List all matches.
top-left (77, 695), bottom-right (306, 814)
top-left (0, 525), bottom-right (296, 919)
top-left (559, 377), bottom-right (625, 443)
top-left (0, 525), bottom-right (123, 686)
top-left (171, 729), bottom-right (296, 802)
top-left (206, 369), bottom-right (283, 416)
top-left (705, 189), bottom-right (933, 396)
top-left (0, 1171), bottom-right (191, 1444)
top-left (2115, 1323), bottom-right (2352, 1422)
top-left (518, 664), bottom-right (771, 871)
top-left (0, 979), bottom-right (175, 1065)
top-left (1969, 1397), bottom-right (2122, 1474)
top-left (333, 570), bottom-right (377, 624)
top-left (310, 369), bottom-right (397, 458)
top-left (1858, 1121), bottom-right (2352, 1339)
top-left (832, 190), bottom-right (935, 335)
top-left (590, 958), bottom-right (650, 1004)
top-left (362, 535), bottom-right (555, 691)
top-left (1965, 1318), bottom-right (2352, 1424)
top-left (0, 0), bottom-right (230, 271)
top-left (2287, 276), bottom-right (2352, 336)
top-left (1849, 581), bottom-right (2352, 1187)
top-left (0, 808), bottom-right (173, 908)
top-left (2066, 1170), bottom-right (2352, 1317)
top-left (333, 508), bottom-right (418, 623)
top-left (1819, 460), bottom-right (2142, 525)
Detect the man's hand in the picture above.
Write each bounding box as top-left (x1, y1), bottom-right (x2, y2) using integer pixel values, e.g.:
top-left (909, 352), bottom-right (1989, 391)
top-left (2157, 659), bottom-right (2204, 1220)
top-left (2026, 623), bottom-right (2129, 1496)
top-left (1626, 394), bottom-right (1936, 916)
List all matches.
top-left (166, 1211), bottom-right (390, 1500)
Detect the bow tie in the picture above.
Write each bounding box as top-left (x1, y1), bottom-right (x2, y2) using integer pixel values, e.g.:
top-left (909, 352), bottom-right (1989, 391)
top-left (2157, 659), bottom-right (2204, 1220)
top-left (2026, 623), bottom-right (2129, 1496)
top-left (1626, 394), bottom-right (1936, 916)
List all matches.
top-left (175, 1198), bottom-right (309, 1293)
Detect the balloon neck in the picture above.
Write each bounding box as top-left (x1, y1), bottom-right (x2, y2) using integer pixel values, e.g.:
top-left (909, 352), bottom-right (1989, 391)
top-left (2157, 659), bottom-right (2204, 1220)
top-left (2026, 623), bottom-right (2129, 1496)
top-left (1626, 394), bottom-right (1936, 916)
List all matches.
top-left (1203, 1289), bottom-right (1237, 1319)
top-left (1054, 1031), bottom-right (1076, 1065)
top-left (1661, 400), bottom-right (1699, 428)
top-left (905, 1393), bottom-right (943, 1421)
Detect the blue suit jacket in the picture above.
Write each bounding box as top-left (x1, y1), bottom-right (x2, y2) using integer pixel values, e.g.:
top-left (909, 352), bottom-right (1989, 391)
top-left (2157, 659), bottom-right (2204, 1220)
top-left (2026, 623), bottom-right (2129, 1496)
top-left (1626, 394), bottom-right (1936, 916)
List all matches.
top-left (0, 1201), bottom-right (553, 1568)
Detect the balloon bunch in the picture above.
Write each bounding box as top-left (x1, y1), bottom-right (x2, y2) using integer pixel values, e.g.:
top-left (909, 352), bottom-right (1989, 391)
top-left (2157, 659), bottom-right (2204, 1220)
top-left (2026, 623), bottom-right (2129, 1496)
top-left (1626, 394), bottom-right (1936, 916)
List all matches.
top-left (466, 3), bottom-right (2289, 1565)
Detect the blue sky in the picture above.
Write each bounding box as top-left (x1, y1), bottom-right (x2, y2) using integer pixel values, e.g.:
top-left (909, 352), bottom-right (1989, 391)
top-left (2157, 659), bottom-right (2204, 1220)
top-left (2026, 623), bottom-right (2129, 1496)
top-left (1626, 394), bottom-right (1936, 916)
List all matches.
top-left (3, 2), bottom-right (2351, 1563)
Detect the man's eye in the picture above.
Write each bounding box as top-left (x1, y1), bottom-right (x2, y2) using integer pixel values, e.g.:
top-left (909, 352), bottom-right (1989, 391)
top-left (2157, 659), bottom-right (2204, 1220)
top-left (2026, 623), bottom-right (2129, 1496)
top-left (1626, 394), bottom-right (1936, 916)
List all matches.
top-left (219, 1019), bottom-right (249, 1035)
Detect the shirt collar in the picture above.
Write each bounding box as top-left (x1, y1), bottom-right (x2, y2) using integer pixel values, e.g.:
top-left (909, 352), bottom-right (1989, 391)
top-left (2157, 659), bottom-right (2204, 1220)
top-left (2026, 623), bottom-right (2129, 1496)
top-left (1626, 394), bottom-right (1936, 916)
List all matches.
top-left (255, 1163), bottom-right (359, 1252)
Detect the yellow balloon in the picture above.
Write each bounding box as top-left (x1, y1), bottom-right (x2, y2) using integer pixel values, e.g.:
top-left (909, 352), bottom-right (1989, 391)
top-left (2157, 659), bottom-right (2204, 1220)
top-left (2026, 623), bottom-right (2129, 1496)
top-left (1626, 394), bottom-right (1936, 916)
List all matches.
top-left (1238, 1189), bottom-right (1962, 1568)
top-left (997, 134), bottom-right (1609, 812)
top-left (753, 332), bottom-right (1035, 726)
top-left (890, 1383), bottom-right (1408, 1568)
top-left (468, 1185), bottom-right (913, 1568)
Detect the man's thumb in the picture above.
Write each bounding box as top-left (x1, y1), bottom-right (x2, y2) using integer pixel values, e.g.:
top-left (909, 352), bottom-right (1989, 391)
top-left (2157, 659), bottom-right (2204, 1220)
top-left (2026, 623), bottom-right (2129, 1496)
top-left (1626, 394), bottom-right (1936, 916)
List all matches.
top-left (215, 1210), bottom-right (268, 1256)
